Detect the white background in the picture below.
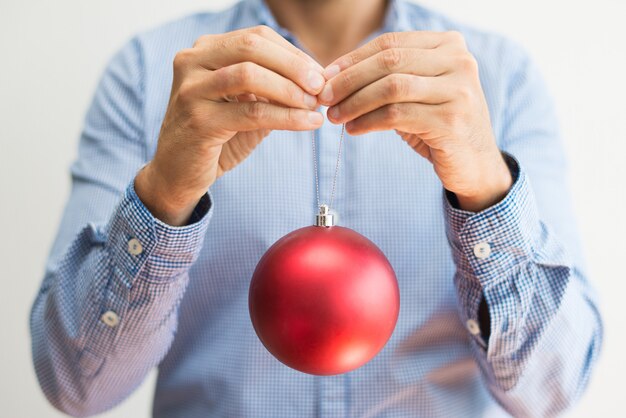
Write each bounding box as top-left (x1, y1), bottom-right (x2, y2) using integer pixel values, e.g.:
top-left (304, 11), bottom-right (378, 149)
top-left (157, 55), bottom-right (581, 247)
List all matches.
top-left (1, 1), bottom-right (624, 417)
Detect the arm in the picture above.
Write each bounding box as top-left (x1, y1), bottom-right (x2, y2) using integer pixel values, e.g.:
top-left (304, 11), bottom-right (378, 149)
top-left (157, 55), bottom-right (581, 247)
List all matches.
top-left (317, 30), bottom-right (603, 415)
top-left (29, 38), bottom-right (214, 416)
top-left (30, 26), bottom-right (326, 416)
top-left (444, 44), bottom-right (603, 416)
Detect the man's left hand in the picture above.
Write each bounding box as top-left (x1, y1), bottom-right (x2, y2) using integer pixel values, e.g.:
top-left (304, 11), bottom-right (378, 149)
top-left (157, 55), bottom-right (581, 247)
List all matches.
top-left (318, 31), bottom-right (512, 212)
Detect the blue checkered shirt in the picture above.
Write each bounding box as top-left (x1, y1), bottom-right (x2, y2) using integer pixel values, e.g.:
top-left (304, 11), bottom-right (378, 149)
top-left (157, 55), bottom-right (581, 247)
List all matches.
top-left (30, 0), bottom-right (603, 416)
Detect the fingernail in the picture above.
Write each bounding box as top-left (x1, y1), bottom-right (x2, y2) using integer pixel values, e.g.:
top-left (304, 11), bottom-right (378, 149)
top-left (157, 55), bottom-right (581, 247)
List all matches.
top-left (319, 84), bottom-right (334, 104)
top-left (308, 111), bottom-right (323, 124)
top-left (307, 70), bottom-right (325, 91)
top-left (323, 64), bottom-right (340, 80)
top-left (303, 93), bottom-right (317, 108)
top-left (327, 106), bottom-right (340, 121)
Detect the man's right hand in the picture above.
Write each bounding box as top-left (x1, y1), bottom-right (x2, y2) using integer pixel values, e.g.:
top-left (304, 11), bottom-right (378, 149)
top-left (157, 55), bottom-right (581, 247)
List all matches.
top-left (135, 25), bottom-right (325, 226)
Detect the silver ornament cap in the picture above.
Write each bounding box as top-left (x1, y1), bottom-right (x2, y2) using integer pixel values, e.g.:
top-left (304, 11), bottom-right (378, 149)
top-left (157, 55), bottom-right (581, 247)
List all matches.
top-left (315, 204), bottom-right (335, 227)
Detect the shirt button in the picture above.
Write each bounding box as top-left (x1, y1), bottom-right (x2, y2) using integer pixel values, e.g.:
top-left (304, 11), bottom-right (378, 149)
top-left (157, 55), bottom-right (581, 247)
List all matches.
top-left (101, 310), bottom-right (120, 327)
top-left (127, 238), bottom-right (143, 256)
top-left (473, 242), bottom-right (491, 259)
top-left (466, 319), bottom-right (481, 335)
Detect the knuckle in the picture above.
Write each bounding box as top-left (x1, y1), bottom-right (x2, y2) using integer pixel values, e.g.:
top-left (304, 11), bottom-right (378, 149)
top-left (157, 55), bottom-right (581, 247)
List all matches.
top-left (458, 54), bottom-right (479, 73)
top-left (244, 102), bottom-right (266, 122)
top-left (236, 62), bottom-right (257, 85)
top-left (192, 34), bottom-right (211, 48)
top-left (377, 32), bottom-right (399, 50)
top-left (211, 66), bottom-right (228, 88)
top-left (250, 24), bottom-right (273, 37)
top-left (384, 74), bottom-right (407, 99)
top-left (239, 33), bottom-right (261, 52)
top-left (176, 81), bottom-right (196, 104)
top-left (380, 48), bottom-right (403, 71)
top-left (173, 48), bottom-right (195, 71)
top-left (385, 103), bottom-right (403, 123)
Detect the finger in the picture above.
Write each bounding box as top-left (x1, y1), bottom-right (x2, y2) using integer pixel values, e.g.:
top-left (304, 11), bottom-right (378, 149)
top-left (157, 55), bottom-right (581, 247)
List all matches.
top-left (202, 62), bottom-right (318, 109)
top-left (344, 102), bottom-right (444, 136)
top-left (396, 130), bottom-right (433, 162)
top-left (238, 26), bottom-right (324, 71)
top-left (326, 73), bottom-right (454, 123)
top-left (323, 31), bottom-right (462, 78)
top-left (234, 94), bottom-right (272, 138)
top-left (319, 48), bottom-right (453, 106)
top-left (213, 101), bottom-right (324, 132)
top-left (202, 25), bottom-right (324, 72)
top-left (197, 33), bottom-right (326, 95)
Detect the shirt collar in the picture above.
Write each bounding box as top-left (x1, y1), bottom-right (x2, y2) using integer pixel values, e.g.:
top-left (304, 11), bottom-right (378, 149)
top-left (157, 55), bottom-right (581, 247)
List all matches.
top-left (246, 0), bottom-right (413, 40)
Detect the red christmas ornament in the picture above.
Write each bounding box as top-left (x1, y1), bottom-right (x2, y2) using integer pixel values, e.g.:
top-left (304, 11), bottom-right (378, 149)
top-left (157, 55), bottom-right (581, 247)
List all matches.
top-left (249, 205), bottom-right (399, 375)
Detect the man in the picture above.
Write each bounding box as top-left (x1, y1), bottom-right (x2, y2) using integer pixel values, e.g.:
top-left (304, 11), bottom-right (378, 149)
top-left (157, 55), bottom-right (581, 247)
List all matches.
top-left (30, 0), bottom-right (603, 416)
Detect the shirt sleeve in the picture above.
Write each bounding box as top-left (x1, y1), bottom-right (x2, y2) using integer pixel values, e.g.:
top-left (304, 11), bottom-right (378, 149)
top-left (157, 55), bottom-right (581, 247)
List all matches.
top-left (29, 37), bottom-right (213, 416)
top-left (443, 42), bottom-right (604, 416)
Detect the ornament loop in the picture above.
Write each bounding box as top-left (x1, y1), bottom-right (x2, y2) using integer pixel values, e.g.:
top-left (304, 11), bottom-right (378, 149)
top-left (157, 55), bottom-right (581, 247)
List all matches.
top-left (315, 204), bottom-right (335, 227)
top-left (311, 124), bottom-right (345, 216)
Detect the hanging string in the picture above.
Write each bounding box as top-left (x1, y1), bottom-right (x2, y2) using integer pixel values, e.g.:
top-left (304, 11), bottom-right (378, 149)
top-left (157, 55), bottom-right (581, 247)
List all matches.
top-left (311, 123), bottom-right (346, 213)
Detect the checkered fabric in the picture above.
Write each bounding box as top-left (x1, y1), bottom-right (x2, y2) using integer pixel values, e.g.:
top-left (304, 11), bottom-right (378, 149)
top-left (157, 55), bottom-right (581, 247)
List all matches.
top-left (29, 0), bottom-right (603, 416)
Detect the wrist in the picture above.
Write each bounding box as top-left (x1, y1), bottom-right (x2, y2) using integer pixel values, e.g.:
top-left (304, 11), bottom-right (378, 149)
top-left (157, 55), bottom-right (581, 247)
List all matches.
top-left (134, 162), bottom-right (200, 226)
top-left (455, 153), bottom-right (513, 212)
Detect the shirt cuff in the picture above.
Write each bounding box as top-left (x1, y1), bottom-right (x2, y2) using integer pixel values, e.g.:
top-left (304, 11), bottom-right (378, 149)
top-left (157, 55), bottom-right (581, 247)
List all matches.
top-left (443, 152), bottom-right (538, 348)
top-left (444, 151), bottom-right (539, 276)
top-left (106, 179), bottom-right (213, 287)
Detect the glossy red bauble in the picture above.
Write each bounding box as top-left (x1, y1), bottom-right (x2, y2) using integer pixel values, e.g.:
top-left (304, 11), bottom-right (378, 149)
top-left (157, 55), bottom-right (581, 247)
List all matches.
top-left (249, 225), bottom-right (399, 375)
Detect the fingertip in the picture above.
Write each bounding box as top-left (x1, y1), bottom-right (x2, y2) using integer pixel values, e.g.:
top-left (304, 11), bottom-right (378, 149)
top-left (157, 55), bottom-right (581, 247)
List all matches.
top-left (345, 121), bottom-right (360, 135)
top-left (323, 64), bottom-right (341, 80)
top-left (318, 84), bottom-right (334, 105)
top-left (326, 106), bottom-right (340, 122)
top-left (307, 70), bottom-right (326, 94)
top-left (307, 111), bottom-right (324, 126)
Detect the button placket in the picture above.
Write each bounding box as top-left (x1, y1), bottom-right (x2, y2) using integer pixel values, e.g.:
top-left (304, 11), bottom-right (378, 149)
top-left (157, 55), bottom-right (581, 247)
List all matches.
top-left (319, 374), bottom-right (348, 418)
